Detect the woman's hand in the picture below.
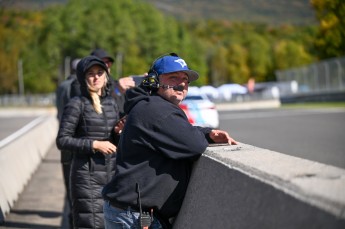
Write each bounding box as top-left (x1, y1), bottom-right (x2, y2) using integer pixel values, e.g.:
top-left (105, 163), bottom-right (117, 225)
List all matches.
top-left (114, 116), bottom-right (126, 134)
top-left (209, 129), bottom-right (238, 145)
top-left (93, 140), bottom-right (117, 154)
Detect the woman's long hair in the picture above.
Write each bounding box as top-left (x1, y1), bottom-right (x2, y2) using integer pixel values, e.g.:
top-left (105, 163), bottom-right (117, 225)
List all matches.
top-left (87, 73), bottom-right (109, 114)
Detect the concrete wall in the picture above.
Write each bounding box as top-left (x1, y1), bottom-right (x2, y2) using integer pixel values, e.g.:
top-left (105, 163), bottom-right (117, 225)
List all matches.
top-left (0, 109), bottom-right (58, 221)
top-left (174, 144), bottom-right (345, 228)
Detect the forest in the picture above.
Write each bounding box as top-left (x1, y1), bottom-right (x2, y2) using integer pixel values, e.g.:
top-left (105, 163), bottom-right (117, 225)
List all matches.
top-left (0, 0), bottom-right (344, 94)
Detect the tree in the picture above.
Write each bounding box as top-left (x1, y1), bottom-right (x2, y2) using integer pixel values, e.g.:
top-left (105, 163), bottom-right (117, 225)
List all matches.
top-left (0, 0), bottom-right (321, 94)
top-left (273, 40), bottom-right (313, 70)
top-left (226, 43), bottom-right (250, 84)
top-left (244, 33), bottom-right (272, 82)
top-left (0, 10), bottom-right (45, 93)
top-left (311, 0), bottom-right (345, 58)
top-left (208, 45), bottom-right (228, 86)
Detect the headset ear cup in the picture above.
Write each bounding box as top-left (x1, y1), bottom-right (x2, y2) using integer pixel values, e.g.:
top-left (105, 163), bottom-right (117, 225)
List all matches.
top-left (141, 71), bottom-right (159, 91)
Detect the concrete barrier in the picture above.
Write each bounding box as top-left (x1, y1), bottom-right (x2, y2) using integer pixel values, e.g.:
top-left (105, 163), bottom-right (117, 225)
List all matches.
top-left (215, 99), bottom-right (281, 111)
top-left (174, 143), bottom-right (345, 228)
top-left (0, 109), bottom-right (58, 221)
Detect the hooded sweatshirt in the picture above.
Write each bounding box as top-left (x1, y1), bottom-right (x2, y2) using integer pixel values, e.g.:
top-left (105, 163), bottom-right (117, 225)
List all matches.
top-left (102, 86), bottom-right (214, 220)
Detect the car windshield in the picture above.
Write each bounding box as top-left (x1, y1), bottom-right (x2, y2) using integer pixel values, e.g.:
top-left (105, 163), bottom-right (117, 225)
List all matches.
top-left (185, 95), bottom-right (203, 101)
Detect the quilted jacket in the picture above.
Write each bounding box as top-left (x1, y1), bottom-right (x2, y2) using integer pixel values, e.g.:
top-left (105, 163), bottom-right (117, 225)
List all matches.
top-left (56, 56), bottom-right (120, 228)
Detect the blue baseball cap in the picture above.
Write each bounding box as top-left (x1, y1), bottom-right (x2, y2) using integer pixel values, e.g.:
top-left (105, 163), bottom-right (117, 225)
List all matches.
top-left (152, 54), bottom-right (199, 82)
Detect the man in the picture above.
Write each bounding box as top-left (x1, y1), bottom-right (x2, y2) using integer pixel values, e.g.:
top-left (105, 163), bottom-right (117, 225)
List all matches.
top-left (90, 48), bottom-right (143, 116)
top-left (102, 53), bottom-right (237, 228)
top-left (55, 57), bottom-right (81, 228)
top-left (56, 58), bottom-right (81, 121)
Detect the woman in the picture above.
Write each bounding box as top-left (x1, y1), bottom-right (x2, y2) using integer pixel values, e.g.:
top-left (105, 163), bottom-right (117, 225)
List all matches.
top-left (56, 56), bottom-right (121, 228)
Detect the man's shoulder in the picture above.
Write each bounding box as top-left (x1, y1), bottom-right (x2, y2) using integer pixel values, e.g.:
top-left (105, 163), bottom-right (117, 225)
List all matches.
top-left (135, 96), bottom-right (178, 115)
top-left (58, 76), bottom-right (77, 88)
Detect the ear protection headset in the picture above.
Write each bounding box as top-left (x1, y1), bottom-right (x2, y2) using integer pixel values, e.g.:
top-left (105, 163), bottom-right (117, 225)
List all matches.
top-left (141, 53), bottom-right (179, 92)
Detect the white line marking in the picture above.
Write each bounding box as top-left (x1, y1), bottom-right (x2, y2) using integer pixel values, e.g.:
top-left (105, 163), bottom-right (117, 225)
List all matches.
top-left (0, 115), bottom-right (46, 148)
top-left (220, 108), bottom-right (345, 120)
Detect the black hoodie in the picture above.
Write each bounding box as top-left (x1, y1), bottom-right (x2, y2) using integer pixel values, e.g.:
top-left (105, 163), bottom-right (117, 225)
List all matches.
top-left (102, 86), bottom-right (214, 220)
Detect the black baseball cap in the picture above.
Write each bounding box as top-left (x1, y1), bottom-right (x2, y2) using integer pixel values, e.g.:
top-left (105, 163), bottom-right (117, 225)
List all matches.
top-left (90, 48), bottom-right (114, 63)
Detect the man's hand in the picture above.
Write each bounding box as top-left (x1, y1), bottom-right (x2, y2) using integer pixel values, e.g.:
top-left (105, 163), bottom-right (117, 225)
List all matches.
top-left (118, 77), bottom-right (135, 94)
top-left (114, 116), bottom-right (126, 134)
top-left (209, 130), bottom-right (238, 145)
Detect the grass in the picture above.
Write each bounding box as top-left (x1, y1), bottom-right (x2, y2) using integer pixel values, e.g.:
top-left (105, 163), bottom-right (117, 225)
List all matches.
top-left (281, 102), bottom-right (345, 108)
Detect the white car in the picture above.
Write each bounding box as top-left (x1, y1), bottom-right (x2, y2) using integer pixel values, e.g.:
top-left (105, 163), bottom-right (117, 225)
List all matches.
top-left (180, 92), bottom-right (219, 128)
top-left (217, 84), bottom-right (248, 101)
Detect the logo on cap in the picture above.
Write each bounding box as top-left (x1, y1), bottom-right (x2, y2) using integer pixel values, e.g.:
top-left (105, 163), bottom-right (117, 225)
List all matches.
top-left (174, 59), bottom-right (187, 68)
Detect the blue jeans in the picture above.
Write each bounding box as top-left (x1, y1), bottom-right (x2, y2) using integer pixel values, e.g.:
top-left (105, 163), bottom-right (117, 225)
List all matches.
top-left (103, 200), bottom-right (163, 229)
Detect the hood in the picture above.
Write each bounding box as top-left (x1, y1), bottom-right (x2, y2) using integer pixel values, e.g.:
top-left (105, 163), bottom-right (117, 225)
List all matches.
top-left (124, 85), bottom-right (151, 114)
top-left (76, 55), bottom-right (110, 97)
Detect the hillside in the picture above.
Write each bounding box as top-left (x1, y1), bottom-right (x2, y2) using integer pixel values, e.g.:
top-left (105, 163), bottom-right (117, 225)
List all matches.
top-left (1, 0), bottom-right (316, 26)
top-left (141, 0), bottom-right (316, 25)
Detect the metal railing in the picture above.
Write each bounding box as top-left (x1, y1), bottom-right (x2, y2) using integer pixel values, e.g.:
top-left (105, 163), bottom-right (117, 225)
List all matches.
top-left (0, 93), bottom-right (55, 107)
top-left (275, 57), bottom-right (345, 94)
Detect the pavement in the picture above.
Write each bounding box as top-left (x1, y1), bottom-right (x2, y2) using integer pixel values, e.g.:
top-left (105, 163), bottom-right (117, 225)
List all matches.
top-left (0, 143), bottom-right (69, 229)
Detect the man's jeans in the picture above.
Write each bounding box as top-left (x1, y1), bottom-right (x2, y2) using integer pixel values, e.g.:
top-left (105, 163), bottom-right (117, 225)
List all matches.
top-left (103, 201), bottom-right (163, 229)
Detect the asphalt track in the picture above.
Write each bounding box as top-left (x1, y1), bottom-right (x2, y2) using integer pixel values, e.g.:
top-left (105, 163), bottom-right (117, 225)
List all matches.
top-left (0, 116), bottom-right (36, 141)
top-left (218, 107), bottom-right (345, 169)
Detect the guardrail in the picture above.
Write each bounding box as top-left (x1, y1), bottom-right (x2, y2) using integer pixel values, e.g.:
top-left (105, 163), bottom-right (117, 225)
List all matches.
top-left (276, 56), bottom-right (345, 94)
top-left (0, 94), bottom-right (55, 107)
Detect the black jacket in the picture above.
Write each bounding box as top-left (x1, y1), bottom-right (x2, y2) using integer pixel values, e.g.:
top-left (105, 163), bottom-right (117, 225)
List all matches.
top-left (56, 74), bottom-right (76, 122)
top-left (56, 56), bottom-right (120, 228)
top-left (102, 86), bottom-right (214, 220)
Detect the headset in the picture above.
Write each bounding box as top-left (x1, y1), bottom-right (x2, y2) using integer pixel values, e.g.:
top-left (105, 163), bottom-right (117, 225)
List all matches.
top-left (141, 53), bottom-right (179, 92)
